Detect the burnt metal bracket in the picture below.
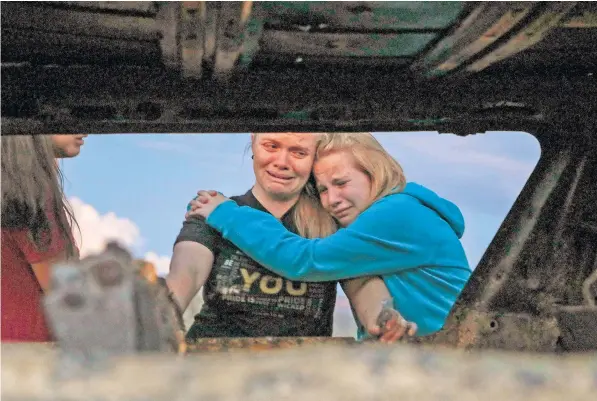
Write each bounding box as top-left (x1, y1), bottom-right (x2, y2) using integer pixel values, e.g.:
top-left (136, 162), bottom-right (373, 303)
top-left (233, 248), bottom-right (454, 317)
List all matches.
top-left (156, 2), bottom-right (182, 72)
top-left (43, 243), bottom-right (186, 379)
top-left (155, 1), bottom-right (260, 81)
top-left (213, 1), bottom-right (258, 81)
top-left (180, 1), bottom-right (207, 79)
top-left (156, 1), bottom-right (207, 79)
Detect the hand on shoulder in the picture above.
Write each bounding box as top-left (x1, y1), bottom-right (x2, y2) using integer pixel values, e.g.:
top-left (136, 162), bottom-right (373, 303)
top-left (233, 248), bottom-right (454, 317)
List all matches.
top-left (185, 190), bottom-right (230, 220)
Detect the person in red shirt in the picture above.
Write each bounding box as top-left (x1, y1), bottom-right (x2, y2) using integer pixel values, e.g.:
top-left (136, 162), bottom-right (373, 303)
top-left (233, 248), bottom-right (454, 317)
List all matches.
top-left (1, 134), bottom-right (86, 342)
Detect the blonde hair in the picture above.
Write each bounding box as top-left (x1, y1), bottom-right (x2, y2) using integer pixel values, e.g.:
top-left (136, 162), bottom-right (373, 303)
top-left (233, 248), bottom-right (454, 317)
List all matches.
top-left (1, 134), bottom-right (79, 258)
top-left (292, 174), bottom-right (338, 238)
top-left (250, 133), bottom-right (338, 239)
top-left (316, 132), bottom-right (407, 206)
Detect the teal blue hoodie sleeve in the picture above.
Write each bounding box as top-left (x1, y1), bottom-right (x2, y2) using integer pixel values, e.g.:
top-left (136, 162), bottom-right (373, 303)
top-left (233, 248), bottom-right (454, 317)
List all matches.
top-left (206, 191), bottom-right (457, 282)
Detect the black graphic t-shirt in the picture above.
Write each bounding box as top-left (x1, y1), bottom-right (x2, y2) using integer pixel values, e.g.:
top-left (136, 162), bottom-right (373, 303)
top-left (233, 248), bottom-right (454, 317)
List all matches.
top-left (175, 189), bottom-right (338, 339)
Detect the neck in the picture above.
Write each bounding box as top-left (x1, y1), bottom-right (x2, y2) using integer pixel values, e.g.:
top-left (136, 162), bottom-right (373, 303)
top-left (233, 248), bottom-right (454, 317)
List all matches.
top-left (251, 184), bottom-right (299, 219)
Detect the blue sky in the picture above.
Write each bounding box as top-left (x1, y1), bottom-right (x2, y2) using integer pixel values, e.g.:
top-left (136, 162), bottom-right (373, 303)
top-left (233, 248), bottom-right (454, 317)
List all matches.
top-left (60, 131), bottom-right (541, 274)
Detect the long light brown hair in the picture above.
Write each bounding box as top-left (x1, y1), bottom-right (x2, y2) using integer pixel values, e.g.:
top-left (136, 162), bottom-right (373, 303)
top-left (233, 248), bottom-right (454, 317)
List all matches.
top-left (292, 172), bottom-right (338, 238)
top-left (1, 134), bottom-right (79, 258)
top-left (316, 132), bottom-right (407, 207)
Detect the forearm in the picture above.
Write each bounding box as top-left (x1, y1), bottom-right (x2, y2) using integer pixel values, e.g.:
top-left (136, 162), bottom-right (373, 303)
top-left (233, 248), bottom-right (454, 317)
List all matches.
top-left (166, 242), bottom-right (213, 312)
top-left (342, 277), bottom-right (392, 330)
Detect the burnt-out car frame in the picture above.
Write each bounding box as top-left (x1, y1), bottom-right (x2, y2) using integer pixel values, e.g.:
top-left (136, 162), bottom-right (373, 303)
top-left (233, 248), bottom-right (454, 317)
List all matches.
top-left (1, 1), bottom-right (597, 399)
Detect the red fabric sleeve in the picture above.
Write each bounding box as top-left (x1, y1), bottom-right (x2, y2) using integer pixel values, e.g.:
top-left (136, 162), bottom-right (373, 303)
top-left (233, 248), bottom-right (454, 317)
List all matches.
top-left (13, 206), bottom-right (69, 264)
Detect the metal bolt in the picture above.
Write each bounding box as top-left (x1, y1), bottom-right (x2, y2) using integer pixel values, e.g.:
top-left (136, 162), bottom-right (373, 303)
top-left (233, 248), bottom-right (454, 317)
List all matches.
top-left (527, 277), bottom-right (541, 290)
top-left (63, 292), bottom-right (85, 309)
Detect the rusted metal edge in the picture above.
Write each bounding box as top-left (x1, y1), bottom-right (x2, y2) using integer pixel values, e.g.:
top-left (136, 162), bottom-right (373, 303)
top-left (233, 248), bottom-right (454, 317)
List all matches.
top-left (410, 2), bottom-right (518, 76)
top-left (404, 309), bottom-right (562, 352)
top-left (453, 311), bottom-right (560, 352)
top-left (430, 3), bottom-right (538, 77)
top-left (559, 9), bottom-right (597, 28)
top-left (2, 342), bottom-right (597, 401)
top-left (465, 2), bottom-right (578, 73)
top-left (186, 336), bottom-right (356, 352)
top-left (20, 337), bottom-right (358, 353)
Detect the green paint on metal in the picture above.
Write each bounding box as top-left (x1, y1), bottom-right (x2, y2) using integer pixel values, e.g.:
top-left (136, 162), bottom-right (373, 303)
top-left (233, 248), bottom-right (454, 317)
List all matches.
top-left (349, 14), bottom-right (360, 24)
top-left (260, 1), bottom-right (311, 14)
top-left (407, 117), bottom-right (450, 126)
top-left (262, 2), bottom-right (464, 30)
top-left (281, 110), bottom-right (311, 120)
top-left (238, 16), bottom-right (264, 68)
top-left (351, 33), bottom-right (437, 57)
top-left (358, 2), bottom-right (465, 29)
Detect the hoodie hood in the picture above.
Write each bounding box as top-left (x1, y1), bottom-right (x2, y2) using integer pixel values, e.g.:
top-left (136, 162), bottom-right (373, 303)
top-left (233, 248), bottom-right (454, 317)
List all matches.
top-left (401, 182), bottom-right (465, 238)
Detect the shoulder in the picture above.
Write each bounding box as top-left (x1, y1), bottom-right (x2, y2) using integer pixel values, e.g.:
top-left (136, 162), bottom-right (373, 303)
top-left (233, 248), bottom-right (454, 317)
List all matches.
top-left (175, 216), bottom-right (220, 251)
top-left (363, 193), bottom-right (421, 221)
top-left (3, 226), bottom-right (67, 265)
top-left (349, 193), bottom-right (425, 236)
top-left (185, 193), bottom-right (244, 211)
top-left (177, 193), bottom-right (245, 252)
top-left (376, 192), bottom-right (418, 207)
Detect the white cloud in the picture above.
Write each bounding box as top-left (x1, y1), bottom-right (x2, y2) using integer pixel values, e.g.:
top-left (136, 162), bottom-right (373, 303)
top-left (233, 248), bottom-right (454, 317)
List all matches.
top-left (68, 197), bottom-right (140, 256)
top-left (68, 197), bottom-right (171, 276)
top-left (143, 251), bottom-right (171, 277)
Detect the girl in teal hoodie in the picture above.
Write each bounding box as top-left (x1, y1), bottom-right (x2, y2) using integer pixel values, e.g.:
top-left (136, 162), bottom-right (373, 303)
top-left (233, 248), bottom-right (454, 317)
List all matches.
top-left (187, 132), bottom-right (472, 339)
